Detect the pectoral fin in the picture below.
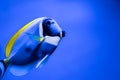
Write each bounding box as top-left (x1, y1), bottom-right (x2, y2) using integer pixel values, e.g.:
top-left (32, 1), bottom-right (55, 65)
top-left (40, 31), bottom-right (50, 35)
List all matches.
top-left (35, 54), bottom-right (50, 68)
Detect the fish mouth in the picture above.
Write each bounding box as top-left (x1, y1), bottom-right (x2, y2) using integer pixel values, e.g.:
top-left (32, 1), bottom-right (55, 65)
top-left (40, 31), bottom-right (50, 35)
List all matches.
top-left (58, 31), bottom-right (65, 38)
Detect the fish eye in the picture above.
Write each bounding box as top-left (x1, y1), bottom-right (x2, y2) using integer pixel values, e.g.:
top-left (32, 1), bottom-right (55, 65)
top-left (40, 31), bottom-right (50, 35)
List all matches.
top-left (46, 21), bottom-right (51, 25)
top-left (46, 20), bottom-right (54, 26)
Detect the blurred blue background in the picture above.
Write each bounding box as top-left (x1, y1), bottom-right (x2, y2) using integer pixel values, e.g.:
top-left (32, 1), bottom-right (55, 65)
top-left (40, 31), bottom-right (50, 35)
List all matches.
top-left (0, 0), bottom-right (119, 80)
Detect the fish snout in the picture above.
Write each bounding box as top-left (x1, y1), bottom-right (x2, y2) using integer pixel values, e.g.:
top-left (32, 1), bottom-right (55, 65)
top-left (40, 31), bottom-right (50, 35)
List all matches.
top-left (58, 31), bottom-right (65, 38)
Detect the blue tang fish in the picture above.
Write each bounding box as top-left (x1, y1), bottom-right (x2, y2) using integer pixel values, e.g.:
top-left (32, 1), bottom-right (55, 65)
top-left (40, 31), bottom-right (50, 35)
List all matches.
top-left (0, 17), bottom-right (65, 79)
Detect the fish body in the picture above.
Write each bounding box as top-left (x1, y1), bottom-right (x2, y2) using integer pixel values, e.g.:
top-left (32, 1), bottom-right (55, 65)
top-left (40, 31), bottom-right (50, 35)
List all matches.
top-left (0, 17), bottom-right (65, 79)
